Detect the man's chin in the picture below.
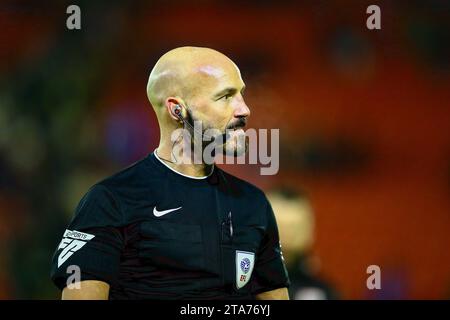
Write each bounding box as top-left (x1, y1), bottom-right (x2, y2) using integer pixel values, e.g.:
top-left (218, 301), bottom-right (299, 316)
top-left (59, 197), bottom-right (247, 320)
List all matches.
top-left (223, 131), bottom-right (248, 157)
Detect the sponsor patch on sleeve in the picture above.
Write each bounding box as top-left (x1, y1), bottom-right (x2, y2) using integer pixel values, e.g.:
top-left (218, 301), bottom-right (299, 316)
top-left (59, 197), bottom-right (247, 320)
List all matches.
top-left (57, 229), bottom-right (95, 268)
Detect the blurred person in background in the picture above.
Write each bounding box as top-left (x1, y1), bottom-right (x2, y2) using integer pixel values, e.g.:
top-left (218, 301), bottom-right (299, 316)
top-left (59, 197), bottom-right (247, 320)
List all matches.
top-left (268, 189), bottom-right (339, 300)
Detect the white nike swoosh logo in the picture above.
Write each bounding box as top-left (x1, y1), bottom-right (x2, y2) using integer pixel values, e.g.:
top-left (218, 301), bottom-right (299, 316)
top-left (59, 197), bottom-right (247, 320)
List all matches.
top-left (153, 206), bottom-right (182, 217)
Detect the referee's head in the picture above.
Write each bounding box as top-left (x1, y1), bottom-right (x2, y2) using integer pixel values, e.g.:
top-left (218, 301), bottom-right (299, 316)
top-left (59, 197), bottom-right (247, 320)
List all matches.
top-left (147, 46), bottom-right (250, 158)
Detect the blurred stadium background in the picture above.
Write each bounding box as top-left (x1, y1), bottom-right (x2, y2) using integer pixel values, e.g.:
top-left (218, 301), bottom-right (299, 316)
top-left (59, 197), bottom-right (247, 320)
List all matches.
top-left (0, 0), bottom-right (449, 299)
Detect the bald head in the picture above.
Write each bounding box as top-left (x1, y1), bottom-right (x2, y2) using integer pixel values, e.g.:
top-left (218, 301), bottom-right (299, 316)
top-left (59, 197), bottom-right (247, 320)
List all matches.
top-left (147, 47), bottom-right (250, 158)
top-left (146, 46), bottom-right (240, 111)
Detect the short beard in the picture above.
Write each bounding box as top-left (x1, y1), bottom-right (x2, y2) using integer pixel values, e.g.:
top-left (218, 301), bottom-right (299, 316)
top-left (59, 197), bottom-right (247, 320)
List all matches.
top-left (183, 109), bottom-right (248, 160)
top-left (223, 129), bottom-right (248, 157)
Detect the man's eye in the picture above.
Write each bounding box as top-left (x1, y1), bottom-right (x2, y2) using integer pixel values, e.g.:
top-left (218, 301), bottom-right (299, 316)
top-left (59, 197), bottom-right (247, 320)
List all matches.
top-left (222, 94), bottom-right (233, 100)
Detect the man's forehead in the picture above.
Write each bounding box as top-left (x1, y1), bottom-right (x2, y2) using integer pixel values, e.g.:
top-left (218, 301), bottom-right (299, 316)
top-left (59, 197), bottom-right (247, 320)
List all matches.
top-left (193, 62), bottom-right (244, 89)
top-left (196, 65), bottom-right (226, 78)
top-left (195, 60), bottom-right (241, 77)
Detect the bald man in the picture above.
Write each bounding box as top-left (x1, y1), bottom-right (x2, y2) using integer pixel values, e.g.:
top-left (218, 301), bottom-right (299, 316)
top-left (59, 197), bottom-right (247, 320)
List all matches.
top-left (50, 47), bottom-right (290, 300)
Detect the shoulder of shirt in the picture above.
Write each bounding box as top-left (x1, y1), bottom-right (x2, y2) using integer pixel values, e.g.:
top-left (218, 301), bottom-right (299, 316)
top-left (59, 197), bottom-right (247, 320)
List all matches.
top-left (76, 156), bottom-right (160, 222)
top-left (71, 182), bottom-right (123, 228)
top-left (94, 155), bottom-right (162, 192)
top-left (217, 168), bottom-right (269, 203)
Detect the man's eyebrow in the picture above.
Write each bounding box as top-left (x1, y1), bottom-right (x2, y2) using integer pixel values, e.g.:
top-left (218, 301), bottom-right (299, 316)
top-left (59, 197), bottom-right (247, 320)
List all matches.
top-left (213, 85), bottom-right (246, 98)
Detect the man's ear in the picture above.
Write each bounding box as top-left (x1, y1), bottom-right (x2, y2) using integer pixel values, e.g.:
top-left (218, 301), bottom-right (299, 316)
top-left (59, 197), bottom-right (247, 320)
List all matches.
top-left (165, 97), bottom-right (184, 122)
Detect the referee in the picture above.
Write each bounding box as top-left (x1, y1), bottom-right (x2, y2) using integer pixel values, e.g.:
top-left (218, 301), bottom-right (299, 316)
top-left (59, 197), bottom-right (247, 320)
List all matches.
top-left (50, 47), bottom-right (290, 299)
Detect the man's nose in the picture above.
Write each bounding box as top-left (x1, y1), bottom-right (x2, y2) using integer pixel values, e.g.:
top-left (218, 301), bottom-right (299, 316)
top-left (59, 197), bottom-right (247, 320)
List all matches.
top-left (234, 98), bottom-right (251, 118)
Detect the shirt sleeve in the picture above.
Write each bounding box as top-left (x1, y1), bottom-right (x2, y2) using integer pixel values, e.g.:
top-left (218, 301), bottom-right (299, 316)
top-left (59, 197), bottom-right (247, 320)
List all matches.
top-left (50, 184), bottom-right (124, 290)
top-left (251, 199), bottom-right (290, 295)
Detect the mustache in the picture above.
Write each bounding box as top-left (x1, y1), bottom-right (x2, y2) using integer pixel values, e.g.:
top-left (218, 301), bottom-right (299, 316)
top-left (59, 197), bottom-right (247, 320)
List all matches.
top-left (226, 118), bottom-right (247, 130)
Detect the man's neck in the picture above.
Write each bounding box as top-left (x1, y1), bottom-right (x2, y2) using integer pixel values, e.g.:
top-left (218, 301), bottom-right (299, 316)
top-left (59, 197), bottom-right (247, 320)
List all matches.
top-left (155, 144), bottom-right (214, 178)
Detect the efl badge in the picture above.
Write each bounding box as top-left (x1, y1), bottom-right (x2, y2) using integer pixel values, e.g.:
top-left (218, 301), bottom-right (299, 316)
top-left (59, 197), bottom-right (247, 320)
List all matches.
top-left (235, 250), bottom-right (255, 289)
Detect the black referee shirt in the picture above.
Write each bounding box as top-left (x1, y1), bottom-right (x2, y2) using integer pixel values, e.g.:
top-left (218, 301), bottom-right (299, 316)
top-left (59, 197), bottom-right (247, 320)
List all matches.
top-left (50, 151), bottom-right (290, 299)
